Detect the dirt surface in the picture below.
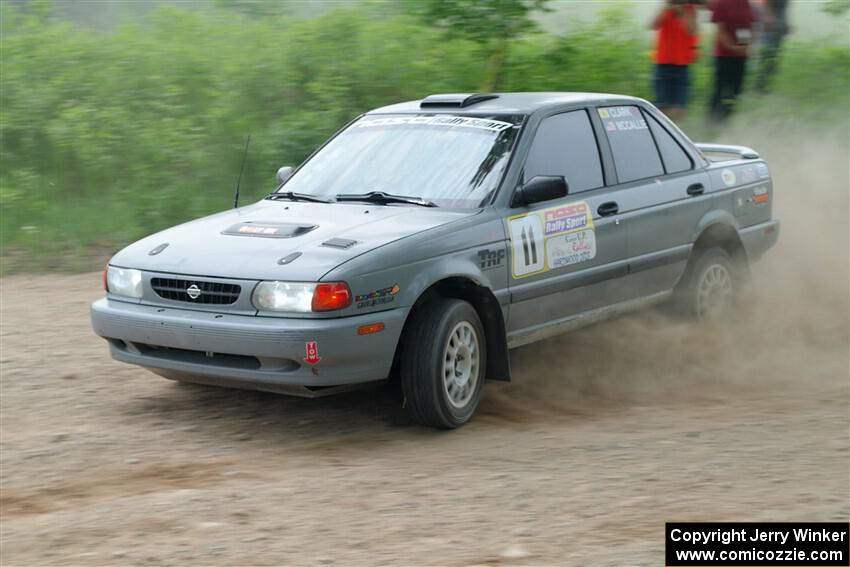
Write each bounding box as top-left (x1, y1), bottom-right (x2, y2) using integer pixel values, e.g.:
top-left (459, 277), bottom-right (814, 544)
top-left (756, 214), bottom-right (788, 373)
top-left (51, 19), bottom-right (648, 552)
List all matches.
top-left (1, 131), bottom-right (848, 566)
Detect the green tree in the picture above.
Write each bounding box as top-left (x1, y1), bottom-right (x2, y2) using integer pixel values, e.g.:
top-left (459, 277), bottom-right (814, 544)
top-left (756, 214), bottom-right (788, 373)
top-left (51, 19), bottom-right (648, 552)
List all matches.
top-left (212, 0), bottom-right (287, 17)
top-left (414, 0), bottom-right (549, 91)
top-left (821, 0), bottom-right (850, 16)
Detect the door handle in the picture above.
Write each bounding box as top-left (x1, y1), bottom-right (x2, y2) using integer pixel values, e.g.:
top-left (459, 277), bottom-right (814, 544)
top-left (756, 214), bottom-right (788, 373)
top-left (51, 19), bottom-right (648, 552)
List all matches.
top-left (687, 183), bottom-right (705, 196)
top-left (597, 201), bottom-right (619, 217)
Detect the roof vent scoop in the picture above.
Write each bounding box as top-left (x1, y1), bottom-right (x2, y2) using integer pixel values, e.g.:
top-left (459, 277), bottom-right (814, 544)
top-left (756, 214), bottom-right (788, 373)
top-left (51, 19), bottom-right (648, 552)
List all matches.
top-left (419, 93), bottom-right (499, 109)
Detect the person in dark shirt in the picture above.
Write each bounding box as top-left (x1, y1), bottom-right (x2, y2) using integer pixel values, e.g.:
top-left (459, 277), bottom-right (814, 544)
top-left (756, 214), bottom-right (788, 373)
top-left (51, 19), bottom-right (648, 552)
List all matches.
top-left (756, 0), bottom-right (790, 93)
top-left (708, 0), bottom-right (758, 122)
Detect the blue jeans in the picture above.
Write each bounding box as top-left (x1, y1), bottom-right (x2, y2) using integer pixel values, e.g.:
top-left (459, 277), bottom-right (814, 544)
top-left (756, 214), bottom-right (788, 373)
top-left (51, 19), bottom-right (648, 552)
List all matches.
top-left (654, 64), bottom-right (690, 109)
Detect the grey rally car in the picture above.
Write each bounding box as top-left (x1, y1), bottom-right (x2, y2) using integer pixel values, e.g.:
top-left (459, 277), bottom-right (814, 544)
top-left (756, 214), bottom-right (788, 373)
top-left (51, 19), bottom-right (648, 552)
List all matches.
top-left (91, 92), bottom-right (779, 428)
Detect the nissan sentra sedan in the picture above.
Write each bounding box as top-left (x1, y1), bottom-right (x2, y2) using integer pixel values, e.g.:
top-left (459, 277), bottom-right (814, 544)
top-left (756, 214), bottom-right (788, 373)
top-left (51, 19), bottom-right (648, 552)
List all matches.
top-left (91, 92), bottom-right (779, 428)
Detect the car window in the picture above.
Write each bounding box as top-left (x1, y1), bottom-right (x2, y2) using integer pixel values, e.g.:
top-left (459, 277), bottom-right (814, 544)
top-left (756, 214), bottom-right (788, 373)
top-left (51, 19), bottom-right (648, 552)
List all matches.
top-left (522, 109), bottom-right (603, 193)
top-left (645, 111), bottom-right (692, 174)
top-left (597, 106), bottom-right (664, 183)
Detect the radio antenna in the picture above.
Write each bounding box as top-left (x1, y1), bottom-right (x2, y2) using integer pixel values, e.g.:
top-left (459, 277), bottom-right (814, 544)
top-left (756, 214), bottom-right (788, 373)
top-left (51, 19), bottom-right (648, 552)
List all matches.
top-left (233, 134), bottom-right (251, 208)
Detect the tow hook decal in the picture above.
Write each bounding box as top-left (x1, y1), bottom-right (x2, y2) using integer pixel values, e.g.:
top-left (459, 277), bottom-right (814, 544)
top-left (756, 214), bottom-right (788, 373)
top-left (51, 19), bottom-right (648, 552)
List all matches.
top-left (303, 341), bottom-right (321, 365)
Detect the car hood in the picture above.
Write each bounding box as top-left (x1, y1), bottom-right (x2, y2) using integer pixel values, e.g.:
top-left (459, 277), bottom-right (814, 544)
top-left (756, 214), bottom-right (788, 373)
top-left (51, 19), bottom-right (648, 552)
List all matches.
top-left (110, 200), bottom-right (474, 281)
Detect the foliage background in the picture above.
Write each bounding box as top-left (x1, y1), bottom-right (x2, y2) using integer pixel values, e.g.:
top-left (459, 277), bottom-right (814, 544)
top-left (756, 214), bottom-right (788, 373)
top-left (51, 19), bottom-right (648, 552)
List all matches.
top-left (1, 1), bottom-right (848, 270)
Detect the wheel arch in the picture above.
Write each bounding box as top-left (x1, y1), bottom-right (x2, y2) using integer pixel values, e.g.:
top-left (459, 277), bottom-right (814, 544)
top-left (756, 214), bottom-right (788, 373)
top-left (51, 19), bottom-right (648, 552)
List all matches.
top-left (686, 219), bottom-right (750, 286)
top-left (393, 276), bottom-right (511, 383)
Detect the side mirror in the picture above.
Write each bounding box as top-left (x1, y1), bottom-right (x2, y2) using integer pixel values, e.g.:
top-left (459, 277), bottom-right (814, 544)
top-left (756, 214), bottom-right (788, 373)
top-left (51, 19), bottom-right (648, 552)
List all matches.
top-left (276, 166), bottom-right (294, 186)
top-left (511, 175), bottom-right (568, 207)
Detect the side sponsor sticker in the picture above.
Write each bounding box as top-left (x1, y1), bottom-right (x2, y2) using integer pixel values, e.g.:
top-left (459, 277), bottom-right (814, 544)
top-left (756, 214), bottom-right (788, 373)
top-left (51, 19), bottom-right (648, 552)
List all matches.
top-left (740, 167), bottom-right (757, 184)
top-left (547, 229), bottom-right (596, 269)
top-left (752, 185), bottom-right (769, 205)
top-left (355, 284), bottom-right (400, 309)
top-left (477, 248), bottom-right (506, 270)
top-left (721, 165), bottom-right (768, 189)
top-left (508, 201), bottom-right (596, 278)
top-left (509, 214), bottom-right (544, 277)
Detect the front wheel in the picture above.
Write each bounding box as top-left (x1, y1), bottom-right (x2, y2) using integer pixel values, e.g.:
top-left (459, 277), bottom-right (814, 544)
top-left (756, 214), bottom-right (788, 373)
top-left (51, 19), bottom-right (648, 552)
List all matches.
top-left (400, 298), bottom-right (486, 429)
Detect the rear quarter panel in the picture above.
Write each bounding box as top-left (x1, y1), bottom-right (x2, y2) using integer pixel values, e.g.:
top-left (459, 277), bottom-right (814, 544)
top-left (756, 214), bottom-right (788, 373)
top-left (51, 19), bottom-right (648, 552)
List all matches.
top-left (705, 159), bottom-right (774, 230)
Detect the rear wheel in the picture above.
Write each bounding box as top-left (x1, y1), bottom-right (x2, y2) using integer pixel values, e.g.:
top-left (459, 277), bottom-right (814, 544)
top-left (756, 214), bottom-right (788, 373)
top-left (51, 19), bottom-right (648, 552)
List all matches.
top-left (400, 298), bottom-right (486, 429)
top-left (676, 248), bottom-right (738, 320)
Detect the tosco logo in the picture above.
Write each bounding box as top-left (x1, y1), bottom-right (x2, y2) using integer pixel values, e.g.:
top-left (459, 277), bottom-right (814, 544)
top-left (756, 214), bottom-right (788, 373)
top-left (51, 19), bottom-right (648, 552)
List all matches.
top-left (186, 284), bottom-right (202, 299)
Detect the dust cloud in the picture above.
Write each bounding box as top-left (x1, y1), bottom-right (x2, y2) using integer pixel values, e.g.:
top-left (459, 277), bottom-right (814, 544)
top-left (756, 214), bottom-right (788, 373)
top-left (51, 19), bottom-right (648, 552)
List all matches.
top-left (485, 125), bottom-right (849, 420)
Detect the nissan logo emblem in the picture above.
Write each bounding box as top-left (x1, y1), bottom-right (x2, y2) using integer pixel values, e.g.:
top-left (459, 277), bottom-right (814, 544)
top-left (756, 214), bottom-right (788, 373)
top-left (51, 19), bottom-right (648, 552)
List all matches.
top-left (186, 284), bottom-right (202, 299)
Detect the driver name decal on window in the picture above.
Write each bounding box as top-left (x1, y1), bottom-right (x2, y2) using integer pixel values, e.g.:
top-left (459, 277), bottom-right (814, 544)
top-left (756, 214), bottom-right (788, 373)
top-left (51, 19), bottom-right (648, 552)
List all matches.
top-left (508, 201), bottom-right (596, 278)
top-left (598, 106), bottom-right (648, 133)
top-left (355, 115), bottom-right (514, 132)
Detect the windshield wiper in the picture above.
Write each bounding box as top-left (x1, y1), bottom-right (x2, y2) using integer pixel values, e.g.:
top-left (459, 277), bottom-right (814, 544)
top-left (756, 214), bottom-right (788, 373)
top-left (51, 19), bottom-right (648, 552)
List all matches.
top-left (335, 191), bottom-right (437, 208)
top-left (266, 191), bottom-right (332, 204)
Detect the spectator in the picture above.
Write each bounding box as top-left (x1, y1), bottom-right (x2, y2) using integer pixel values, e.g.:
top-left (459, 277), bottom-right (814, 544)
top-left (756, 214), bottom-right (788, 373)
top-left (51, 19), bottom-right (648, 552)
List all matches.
top-left (708, 0), bottom-right (758, 122)
top-left (756, 0), bottom-right (790, 93)
top-left (651, 0), bottom-right (700, 122)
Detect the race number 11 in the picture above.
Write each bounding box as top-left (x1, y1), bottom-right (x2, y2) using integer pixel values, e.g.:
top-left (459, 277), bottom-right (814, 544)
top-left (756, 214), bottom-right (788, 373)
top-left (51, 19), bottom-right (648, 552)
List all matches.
top-left (509, 214), bottom-right (545, 277)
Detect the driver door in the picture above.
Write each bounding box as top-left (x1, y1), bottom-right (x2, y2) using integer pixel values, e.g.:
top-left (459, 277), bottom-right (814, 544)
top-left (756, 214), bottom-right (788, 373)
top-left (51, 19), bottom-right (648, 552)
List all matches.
top-left (506, 109), bottom-right (629, 343)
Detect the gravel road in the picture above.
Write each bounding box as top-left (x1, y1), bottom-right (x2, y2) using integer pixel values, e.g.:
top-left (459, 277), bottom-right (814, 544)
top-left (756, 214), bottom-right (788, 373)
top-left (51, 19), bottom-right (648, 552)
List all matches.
top-left (1, 132), bottom-right (847, 566)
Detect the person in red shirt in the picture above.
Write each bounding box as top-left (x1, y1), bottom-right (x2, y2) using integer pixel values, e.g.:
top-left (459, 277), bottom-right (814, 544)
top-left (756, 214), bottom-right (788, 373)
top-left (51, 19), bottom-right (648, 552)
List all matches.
top-left (651, 1), bottom-right (700, 122)
top-left (708, 0), bottom-right (758, 122)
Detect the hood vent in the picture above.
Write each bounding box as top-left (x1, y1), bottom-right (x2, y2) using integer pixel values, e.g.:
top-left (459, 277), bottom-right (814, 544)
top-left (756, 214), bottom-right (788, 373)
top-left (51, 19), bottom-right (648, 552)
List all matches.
top-left (222, 222), bottom-right (317, 239)
top-left (321, 237), bottom-right (358, 250)
top-left (278, 252), bottom-right (302, 265)
top-left (148, 243), bottom-right (169, 256)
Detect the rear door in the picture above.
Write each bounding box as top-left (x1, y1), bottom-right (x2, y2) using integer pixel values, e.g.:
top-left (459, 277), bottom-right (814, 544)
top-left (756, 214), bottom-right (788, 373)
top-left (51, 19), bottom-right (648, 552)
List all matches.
top-left (506, 109), bottom-right (630, 340)
top-left (594, 105), bottom-right (710, 298)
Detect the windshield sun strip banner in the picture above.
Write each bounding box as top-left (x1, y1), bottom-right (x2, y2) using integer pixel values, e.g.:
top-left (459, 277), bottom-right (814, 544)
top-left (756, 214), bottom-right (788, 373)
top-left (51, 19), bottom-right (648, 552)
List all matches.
top-left (356, 115), bottom-right (514, 132)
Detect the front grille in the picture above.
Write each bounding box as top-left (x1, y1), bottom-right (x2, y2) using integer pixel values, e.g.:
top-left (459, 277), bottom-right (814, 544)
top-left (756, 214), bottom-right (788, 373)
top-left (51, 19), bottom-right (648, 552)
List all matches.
top-left (150, 277), bottom-right (241, 305)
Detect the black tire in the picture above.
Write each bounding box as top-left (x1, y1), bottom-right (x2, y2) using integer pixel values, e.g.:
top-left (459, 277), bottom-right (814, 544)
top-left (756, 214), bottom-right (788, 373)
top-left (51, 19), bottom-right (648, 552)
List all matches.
top-left (400, 298), bottom-right (486, 429)
top-left (674, 247), bottom-right (738, 320)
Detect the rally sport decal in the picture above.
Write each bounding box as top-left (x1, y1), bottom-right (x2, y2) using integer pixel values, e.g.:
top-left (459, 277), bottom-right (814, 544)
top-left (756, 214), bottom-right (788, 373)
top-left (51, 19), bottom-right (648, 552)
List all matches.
top-left (508, 201), bottom-right (596, 279)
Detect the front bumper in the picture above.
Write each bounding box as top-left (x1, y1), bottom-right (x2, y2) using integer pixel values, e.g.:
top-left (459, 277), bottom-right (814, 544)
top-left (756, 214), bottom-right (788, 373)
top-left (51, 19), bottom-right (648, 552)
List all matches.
top-left (91, 298), bottom-right (407, 393)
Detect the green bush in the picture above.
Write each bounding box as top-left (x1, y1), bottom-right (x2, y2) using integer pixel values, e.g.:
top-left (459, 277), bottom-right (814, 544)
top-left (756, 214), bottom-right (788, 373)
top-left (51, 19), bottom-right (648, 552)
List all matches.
top-left (1, 3), bottom-right (847, 270)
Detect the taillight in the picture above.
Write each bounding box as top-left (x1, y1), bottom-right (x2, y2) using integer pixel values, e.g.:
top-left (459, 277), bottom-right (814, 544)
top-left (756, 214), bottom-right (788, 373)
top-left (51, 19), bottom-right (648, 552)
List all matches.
top-left (311, 282), bottom-right (352, 312)
top-left (102, 264), bottom-right (109, 292)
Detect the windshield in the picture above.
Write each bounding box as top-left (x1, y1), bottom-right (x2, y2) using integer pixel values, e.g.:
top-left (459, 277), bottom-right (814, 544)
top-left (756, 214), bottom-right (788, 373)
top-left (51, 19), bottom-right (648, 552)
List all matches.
top-left (278, 113), bottom-right (523, 208)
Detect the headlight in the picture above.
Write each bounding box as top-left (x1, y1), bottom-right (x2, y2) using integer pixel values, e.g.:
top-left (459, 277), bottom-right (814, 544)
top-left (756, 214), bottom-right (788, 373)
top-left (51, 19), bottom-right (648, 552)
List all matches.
top-left (106, 266), bottom-right (143, 298)
top-left (252, 281), bottom-right (352, 313)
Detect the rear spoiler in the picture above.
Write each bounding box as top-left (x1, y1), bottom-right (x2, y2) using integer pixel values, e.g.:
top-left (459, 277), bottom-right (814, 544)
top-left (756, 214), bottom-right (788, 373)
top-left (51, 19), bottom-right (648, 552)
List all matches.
top-left (696, 143), bottom-right (760, 160)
